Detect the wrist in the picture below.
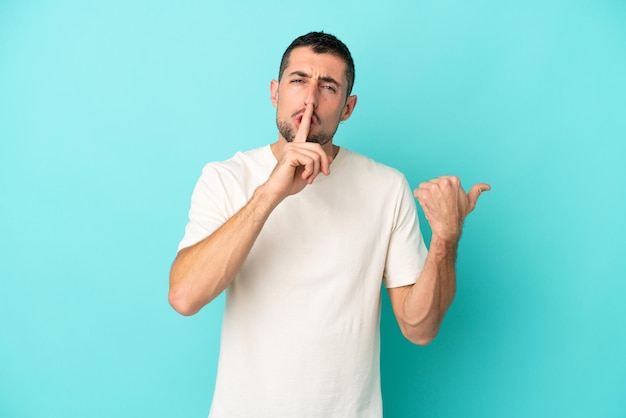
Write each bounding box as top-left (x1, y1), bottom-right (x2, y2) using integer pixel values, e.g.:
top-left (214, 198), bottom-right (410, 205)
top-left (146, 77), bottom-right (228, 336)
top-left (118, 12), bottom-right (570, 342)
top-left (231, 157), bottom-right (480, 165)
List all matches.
top-left (429, 234), bottom-right (459, 257)
top-left (252, 183), bottom-right (283, 214)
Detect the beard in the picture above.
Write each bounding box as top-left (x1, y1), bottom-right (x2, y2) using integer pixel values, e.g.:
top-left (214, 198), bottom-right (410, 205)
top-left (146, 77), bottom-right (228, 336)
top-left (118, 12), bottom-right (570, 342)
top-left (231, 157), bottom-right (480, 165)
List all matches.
top-left (276, 118), bottom-right (336, 146)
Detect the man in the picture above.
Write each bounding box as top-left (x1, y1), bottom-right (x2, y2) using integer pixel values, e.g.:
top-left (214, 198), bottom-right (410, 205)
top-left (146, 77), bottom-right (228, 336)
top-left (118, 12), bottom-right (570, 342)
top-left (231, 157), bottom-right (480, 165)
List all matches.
top-left (169, 32), bottom-right (490, 417)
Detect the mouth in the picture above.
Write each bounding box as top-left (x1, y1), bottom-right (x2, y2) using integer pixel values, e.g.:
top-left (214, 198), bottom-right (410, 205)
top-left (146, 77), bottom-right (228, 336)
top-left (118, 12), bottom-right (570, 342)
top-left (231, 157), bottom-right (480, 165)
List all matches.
top-left (294, 111), bottom-right (318, 127)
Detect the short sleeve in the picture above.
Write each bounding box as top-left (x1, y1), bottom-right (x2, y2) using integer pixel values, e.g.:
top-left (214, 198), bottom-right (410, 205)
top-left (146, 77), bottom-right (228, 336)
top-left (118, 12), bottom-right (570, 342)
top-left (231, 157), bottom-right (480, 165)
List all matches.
top-left (382, 177), bottom-right (428, 288)
top-left (177, 164), bottom-right (234, 252)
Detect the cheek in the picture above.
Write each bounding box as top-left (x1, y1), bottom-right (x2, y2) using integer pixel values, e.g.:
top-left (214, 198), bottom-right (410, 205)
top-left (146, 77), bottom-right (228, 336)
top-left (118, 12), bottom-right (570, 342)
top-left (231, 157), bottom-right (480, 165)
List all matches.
top-left (325, 107), bottom-right (344, 124)
top-left (277, 96), bottom-right (293, 115)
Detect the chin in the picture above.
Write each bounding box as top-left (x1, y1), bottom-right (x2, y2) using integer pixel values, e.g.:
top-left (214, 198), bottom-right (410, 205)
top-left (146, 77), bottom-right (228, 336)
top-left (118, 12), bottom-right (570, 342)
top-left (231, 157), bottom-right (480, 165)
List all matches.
top-left (306, 136), bottom-right (331, 146)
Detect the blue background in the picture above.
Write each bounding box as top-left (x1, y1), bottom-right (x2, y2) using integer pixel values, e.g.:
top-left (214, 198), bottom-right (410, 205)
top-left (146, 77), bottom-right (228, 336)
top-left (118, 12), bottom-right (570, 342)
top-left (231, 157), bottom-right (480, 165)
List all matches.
top-left (1, 0), bottom-right (625, 417)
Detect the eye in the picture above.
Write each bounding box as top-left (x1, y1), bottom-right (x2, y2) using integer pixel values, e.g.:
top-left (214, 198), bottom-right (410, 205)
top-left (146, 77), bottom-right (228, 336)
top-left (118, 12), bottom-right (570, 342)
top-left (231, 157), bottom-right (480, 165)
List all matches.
top-left (322, 85), bottom-right (337, 93)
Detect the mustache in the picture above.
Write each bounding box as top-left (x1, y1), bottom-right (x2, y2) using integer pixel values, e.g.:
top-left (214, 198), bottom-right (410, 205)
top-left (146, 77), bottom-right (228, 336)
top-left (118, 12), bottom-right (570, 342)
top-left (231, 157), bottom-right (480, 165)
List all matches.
top-left (291, 108), bottom-right (319, 124)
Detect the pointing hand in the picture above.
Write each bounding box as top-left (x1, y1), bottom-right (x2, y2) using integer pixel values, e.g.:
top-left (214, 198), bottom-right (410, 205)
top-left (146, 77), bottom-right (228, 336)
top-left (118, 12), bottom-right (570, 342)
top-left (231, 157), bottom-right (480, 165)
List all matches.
top-left (414, 176), bottom-right (491, 243)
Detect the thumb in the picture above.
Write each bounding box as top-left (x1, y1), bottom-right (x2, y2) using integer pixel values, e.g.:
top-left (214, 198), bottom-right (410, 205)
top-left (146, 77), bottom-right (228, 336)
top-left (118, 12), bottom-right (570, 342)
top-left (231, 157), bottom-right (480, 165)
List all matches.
top-left (467, 183), bottom-right (491, 213)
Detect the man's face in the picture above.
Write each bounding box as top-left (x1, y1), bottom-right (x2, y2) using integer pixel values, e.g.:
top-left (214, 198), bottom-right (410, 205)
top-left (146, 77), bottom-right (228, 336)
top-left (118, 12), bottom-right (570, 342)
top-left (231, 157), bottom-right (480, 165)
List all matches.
top-left (271, 47), bottom-right (356, 146)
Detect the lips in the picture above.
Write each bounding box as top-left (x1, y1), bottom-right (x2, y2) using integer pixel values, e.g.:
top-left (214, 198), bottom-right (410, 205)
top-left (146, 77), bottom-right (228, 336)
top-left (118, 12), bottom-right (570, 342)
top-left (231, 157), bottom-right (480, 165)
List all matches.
top-left (295, 114), bottom-right (317, 126)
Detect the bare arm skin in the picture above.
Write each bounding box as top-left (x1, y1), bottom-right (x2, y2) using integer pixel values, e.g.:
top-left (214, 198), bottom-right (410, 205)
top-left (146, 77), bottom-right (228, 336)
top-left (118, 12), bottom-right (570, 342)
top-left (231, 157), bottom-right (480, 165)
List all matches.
top-left (388, 176), bottom-right (490, 345)
top-left (169, 185), bottom-right (280, 316)
top-left (169, 104), bottom-right (331, 316)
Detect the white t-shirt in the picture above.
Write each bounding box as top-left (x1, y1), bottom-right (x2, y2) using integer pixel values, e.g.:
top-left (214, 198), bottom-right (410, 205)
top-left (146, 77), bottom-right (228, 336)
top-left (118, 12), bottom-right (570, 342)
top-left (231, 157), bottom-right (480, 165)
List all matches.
top-left (179, 145), bottom-right (428, 418)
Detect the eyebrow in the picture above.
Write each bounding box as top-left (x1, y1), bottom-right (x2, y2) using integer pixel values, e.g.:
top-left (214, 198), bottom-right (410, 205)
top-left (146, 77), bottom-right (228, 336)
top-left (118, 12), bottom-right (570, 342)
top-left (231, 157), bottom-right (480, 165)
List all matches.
top-left (288, 71), bottom-right (342, 88)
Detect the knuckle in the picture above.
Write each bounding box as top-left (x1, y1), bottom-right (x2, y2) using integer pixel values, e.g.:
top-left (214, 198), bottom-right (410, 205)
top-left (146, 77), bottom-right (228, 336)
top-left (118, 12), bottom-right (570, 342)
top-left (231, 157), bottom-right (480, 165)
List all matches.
top-left (416, 189), bottom-right (430, 200)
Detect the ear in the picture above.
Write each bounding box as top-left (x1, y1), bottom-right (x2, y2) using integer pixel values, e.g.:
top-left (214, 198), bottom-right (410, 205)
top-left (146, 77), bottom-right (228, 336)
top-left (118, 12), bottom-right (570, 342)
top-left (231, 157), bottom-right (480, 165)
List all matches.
top-left (340, 95), bottom-right (358, 121)
top-left (270, 79), bottom-right (279, 107)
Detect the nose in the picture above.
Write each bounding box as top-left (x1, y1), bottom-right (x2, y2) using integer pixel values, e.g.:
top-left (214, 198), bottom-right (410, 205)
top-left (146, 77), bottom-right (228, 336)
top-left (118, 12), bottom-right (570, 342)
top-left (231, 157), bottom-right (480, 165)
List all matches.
top-left (304, 83), bottom-right (318, 108)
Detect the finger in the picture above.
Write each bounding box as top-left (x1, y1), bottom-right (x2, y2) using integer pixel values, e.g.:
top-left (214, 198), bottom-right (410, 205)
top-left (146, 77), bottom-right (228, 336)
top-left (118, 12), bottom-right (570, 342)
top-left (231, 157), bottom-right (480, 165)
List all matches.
top-left (294, 103), bottom-right (314, 143)
top-left (467, 183), bottom-right (491, 213)
top-left (414, 180), bottom-right (441, 201)
top-left (413, 186), bottom-right (431, 206)
top-left (306, 155), bottom-right (335, 181)
top-left (294, 103), bottom-right (315, 142)
top-left (301, 152), bottom-right (321, 183)
top-left (318, 147), bottom-right (332, 176)
top-left (302, 148), bottom-right (333, 181)
top-left (286, 146), bottom-right (322, 183)
top-left (323, 155), bottom-right (333, 175)
top-left (291, 142), bottom-right (331, 177)
top-left (433, 176), bottom-right (461, 191)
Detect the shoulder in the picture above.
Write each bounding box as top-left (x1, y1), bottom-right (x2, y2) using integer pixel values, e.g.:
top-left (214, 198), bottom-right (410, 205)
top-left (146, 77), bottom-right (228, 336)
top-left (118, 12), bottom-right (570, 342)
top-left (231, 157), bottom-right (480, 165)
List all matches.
top-left (195, 146), bottom-right (275, 191)
top-left (340, 148), bottom-right (407, 185)
top-left (202, 145), bottom-right (273, 177)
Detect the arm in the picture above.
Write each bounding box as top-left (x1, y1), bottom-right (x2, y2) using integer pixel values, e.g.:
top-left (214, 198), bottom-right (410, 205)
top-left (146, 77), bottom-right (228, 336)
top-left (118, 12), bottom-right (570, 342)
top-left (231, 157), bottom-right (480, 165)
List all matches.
top-left (169, 184), bottom-right (280, 316)
top-left (169, 104), bottom-right (329, 316)
top-left (388, 176), bottom-right (490, 345)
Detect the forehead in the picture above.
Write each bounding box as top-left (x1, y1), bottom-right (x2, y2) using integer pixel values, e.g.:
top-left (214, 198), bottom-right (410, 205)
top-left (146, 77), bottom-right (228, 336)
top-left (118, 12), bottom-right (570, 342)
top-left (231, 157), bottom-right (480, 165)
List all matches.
top-left (284, 47), bottom-right (347, 81)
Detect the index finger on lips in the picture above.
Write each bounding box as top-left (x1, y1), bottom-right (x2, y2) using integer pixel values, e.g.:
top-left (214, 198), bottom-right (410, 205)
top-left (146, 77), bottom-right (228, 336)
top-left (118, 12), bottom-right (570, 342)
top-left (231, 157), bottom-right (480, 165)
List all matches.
top-left (294, 103), bottom-right (314, 143)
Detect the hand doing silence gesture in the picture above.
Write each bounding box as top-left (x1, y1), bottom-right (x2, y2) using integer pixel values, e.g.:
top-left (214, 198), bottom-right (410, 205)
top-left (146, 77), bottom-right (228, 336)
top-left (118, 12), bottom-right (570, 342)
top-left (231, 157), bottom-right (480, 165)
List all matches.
top-left (265, 103), bottom-right (333, 201)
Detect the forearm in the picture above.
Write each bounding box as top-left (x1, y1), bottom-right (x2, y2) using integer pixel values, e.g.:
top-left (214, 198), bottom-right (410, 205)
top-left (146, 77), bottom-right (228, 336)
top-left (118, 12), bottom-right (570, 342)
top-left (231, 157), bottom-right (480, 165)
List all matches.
top-left (398, 236), bottom-right (458, 344)
top-left (169, 184), bottom-right (279, 316)
top-left (398, 175), bottom-right (489, 344)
